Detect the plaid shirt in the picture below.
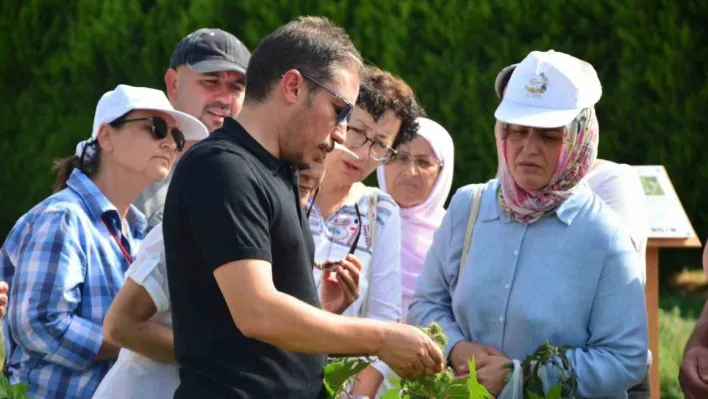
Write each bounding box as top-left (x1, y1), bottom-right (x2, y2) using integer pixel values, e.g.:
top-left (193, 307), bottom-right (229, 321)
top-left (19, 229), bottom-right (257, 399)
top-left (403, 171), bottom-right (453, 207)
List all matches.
top-left (0, 169), bottom-right (146, 399)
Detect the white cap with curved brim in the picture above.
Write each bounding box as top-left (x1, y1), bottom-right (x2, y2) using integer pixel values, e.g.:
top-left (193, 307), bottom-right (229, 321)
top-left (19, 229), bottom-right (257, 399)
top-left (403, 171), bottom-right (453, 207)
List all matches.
top-left (494, 50), bottom-right (602, 128)
top-left (75, 84), bottom-right (209, 158)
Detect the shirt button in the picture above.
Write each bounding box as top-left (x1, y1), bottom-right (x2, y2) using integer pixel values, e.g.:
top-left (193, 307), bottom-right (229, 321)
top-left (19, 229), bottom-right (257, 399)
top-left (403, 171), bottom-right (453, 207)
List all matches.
top-left (513, 250), bottom-right (519, 256)
top-left (499, 316), bottom-right (505, 322)
top-left (504, 284), bottom-right (510, 290)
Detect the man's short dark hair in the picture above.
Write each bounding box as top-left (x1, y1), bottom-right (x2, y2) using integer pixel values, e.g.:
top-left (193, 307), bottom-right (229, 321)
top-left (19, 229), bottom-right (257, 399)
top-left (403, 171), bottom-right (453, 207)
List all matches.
top-left (244, 16), bottom-right (362, 103)
top-left (356, 66), bottom-right (426, 150)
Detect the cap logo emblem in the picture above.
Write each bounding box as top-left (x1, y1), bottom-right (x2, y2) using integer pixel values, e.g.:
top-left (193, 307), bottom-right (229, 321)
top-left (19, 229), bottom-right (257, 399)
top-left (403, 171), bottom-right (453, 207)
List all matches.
top-left (525, 72), bottom-right (549, 97)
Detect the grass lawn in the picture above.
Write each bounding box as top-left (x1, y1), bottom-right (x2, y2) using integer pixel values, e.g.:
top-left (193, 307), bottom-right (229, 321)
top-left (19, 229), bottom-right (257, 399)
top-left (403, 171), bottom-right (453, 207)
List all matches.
top-left (659, 304), bottom-right (696, 398)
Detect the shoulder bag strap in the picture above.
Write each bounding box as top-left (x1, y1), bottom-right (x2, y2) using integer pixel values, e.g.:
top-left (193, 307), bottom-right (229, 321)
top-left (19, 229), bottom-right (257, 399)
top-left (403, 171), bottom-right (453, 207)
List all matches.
top-left (459, 184), bottom-right (484, 277)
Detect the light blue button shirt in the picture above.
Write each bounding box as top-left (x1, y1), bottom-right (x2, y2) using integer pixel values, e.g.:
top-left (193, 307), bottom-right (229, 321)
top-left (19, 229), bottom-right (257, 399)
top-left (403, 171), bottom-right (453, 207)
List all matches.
top-left (408, 179), bottom-right (648, 398)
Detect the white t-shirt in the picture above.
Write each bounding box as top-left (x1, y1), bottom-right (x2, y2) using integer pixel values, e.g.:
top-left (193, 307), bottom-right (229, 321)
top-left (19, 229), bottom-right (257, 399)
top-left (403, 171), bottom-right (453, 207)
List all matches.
top-left (92, 224), bottom-right (178, 399)
top-left (308, 184), bottom-right (402, 387)
top-left (584, 161), bottom-right (649, 284)
top-left (585, 161), bottom-right (651, 367)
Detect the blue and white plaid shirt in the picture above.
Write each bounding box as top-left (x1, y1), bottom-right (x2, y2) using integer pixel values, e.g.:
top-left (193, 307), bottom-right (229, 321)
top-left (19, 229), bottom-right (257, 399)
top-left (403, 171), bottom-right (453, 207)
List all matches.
top-left (0, 169), bottom-right (146, 399)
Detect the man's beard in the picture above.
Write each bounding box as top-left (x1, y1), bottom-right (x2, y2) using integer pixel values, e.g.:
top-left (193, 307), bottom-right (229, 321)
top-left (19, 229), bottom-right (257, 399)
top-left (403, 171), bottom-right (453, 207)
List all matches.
top-left (280, 105), bottom-right (333, 170)
top-left (280, 119), bottom-right (309, 170)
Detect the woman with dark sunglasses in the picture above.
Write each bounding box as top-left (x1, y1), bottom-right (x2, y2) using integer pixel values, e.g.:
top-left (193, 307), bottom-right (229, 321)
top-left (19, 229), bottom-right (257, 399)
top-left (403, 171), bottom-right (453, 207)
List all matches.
top-left (303, 66), bottom-right (425, 398)
top-left (0, 84), bottom-right (207, 399)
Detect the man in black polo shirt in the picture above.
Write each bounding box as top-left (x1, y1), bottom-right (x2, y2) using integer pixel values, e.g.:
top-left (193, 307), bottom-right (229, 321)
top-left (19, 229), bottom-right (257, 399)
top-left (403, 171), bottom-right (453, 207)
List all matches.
top-left (163, 16), bottom-right (444, 399)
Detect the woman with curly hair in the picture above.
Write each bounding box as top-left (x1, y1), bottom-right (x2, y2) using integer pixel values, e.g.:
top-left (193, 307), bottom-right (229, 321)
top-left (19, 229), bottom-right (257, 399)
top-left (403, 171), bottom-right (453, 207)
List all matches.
top-left (304, 65), bottom-right (425, 397)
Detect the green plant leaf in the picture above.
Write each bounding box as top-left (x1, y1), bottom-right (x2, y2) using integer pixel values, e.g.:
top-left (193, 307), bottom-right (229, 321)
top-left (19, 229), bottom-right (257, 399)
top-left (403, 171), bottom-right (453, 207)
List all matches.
top-left (389, 373), bottom-right (402, 389)
top-left (446, 379), bottom-right (471, 398)
top-left (323, 357), bottom-right (373, 397)
top-left (466, 358), bottom-right (493, 399)
top-left (545, 383), bottom-right (563, 399)
top-left (381, 388), bottom-right (400, 399)
top-left (526, 390), bottom-right (544, 399)
top-left (0, 375), bottom-right (32, 399)
top-left (0, 376), bottom-right (11, 397)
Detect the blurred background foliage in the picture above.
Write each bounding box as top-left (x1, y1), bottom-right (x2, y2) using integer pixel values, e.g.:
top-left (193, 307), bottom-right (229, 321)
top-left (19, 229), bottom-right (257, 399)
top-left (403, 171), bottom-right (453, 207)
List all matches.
top-left (1, 0), bottom-right (707, 279)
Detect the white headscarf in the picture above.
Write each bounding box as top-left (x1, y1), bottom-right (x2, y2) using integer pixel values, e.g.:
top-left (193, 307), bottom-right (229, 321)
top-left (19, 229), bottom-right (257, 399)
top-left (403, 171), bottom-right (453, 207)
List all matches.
top-left (376, 117), bottom-right (454, 317)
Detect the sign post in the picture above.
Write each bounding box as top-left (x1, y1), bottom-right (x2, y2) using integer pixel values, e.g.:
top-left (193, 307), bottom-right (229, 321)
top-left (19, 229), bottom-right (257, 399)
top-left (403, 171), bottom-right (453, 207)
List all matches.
top-left (634, 165), bottom-right (702, 398)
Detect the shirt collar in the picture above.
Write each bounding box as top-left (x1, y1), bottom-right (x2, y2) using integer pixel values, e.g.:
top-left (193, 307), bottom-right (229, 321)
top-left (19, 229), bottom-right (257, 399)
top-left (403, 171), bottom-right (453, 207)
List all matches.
top-left (553, 181), bottom-right (591, 226)
top-left (66, 169), bottom-right (147, 237)
top-left (479, 178), bottom-right (589, 226)
top-left (221, 117), bottom-right (294, 176)
top-left (480, 179), bottom-right (511, 223)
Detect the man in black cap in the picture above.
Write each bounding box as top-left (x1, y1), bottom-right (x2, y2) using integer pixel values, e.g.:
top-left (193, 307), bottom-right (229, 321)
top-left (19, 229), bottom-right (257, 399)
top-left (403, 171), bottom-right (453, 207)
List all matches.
top-left (135, 28), bottom-right (251, 231)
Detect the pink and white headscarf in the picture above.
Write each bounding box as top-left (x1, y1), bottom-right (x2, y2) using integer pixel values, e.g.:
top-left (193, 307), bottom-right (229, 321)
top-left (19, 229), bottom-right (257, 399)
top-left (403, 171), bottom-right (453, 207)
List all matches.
top-left (376, 117), bottom-right (454, 317)
top-left (498, 108), bottom-right (599, 224)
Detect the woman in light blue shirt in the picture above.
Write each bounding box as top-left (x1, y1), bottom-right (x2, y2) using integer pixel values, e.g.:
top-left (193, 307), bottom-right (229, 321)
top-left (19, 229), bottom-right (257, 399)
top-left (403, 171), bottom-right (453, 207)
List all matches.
top-left (408, 50), bottom-right (648, 398)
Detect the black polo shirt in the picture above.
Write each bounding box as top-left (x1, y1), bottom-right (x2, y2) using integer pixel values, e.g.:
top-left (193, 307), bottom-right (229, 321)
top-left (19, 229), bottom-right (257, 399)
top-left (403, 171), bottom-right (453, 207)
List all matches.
top-left (162, 117), bottom-right (327, 398)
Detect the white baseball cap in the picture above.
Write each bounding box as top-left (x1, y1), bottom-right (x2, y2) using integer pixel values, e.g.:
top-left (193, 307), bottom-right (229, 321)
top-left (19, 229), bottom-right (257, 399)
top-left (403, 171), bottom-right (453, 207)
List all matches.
top-left (76, 84), bottom-right (208, 157)
top-left (494, 50), bottom-right (602, 128)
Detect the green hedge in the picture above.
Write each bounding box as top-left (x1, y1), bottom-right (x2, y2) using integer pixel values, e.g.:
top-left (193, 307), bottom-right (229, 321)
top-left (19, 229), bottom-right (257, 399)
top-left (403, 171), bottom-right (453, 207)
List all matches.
top-left (2, 0), bottom-right (707, 276)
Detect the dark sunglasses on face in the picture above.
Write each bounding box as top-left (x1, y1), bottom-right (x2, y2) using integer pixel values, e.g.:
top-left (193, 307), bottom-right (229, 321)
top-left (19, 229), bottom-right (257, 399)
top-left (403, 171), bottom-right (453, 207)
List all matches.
top-left (117, 116), bottom-right (185, 151)
top-left (281, 72), bottom-right (353, 125)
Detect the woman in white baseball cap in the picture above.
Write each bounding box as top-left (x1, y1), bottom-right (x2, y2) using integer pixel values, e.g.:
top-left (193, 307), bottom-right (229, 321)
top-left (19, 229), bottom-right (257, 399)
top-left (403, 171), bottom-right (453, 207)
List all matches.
top-left (408, 50), bottom-right (648, 397)
top-left (0, 84), bottom-right (207, 399)
top-left (494, 59), bottom-right (651, 398)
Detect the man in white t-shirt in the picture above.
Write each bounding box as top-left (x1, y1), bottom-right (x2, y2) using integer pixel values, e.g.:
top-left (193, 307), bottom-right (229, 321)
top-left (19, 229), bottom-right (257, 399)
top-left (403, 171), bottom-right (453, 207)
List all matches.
top-left (494, 63), bottom-right (650, 397)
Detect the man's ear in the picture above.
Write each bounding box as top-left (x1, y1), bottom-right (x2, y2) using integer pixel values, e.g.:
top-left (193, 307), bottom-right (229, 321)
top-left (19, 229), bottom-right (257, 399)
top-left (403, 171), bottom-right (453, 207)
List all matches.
top-left (280, 69), bottom-right (305, 105)
top-left (165, 68), bottom-right (179, 102)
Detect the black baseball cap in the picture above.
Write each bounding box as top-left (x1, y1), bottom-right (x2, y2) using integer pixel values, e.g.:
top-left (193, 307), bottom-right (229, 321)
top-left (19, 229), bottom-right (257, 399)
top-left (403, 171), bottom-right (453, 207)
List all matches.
top-left (169, 28), bottom-right (251, 76)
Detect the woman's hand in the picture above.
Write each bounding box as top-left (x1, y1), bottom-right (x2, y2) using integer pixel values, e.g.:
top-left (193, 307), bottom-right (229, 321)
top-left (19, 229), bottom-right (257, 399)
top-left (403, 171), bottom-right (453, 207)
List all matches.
top-left (476, 355), bottom-right (513, 396)
top-left (448, 340), bottom-right (506, 375)
top-left (320, 254), bottom-right (362, 315)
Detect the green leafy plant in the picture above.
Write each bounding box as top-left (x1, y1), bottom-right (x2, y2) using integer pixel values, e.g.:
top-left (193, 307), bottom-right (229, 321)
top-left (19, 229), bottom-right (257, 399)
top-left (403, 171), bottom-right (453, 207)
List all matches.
top-left (379, 323), bottom-right (579, 399)
top-left (520, 341), bottom-right (578, 398)
top-left (381, 322), bottom-right (492, 399)
top-left (323, 356), bottom-right (376, 398)
top-left (0, 375), bottom-right (32, 399)
top-left (322, 323), bottom-right (579, 399)
top-left (392, 322), bottom-right (477, 399)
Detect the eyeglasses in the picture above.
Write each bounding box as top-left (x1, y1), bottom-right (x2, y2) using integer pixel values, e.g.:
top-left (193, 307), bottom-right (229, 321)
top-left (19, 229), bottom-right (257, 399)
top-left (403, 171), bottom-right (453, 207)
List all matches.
top-left (299, 73), bottom-right (354, 125)
top-left (118, 116), bottom-right (185, 151)
top-left (345, 126), bottom-right (397, 162)
top-left (307, 186), bottom-right (362, 272)
top-left (389, 151), bottom-right (442, 170)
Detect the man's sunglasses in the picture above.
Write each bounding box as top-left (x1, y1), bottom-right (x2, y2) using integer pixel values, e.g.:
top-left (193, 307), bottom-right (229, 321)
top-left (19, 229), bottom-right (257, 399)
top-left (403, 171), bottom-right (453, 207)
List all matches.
top-left (117, 116), bottom-right (185, 151)
top-left (308, 187), bottom-right (362, 272)
top-left (282, 72), bottom-right (353, 125)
